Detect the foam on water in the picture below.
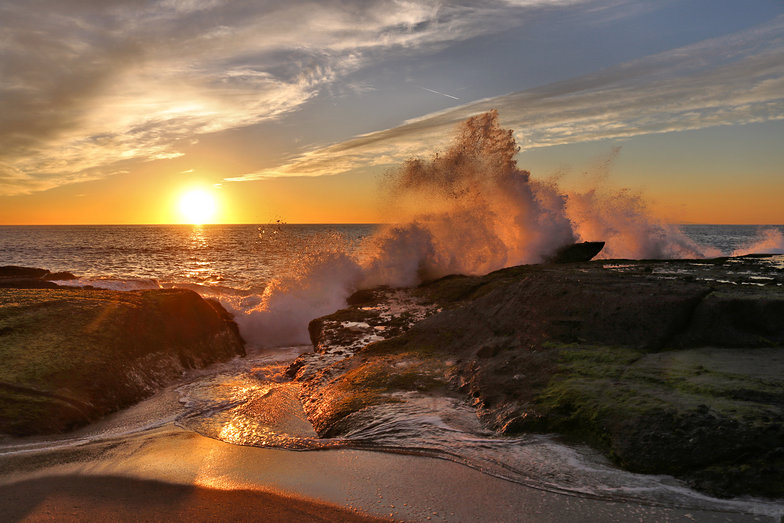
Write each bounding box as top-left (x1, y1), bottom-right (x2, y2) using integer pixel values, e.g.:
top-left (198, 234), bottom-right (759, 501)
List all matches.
top-left (733, 228), bottom-right (784, 256)
top-left (171, 352), bottom-right (784, 519)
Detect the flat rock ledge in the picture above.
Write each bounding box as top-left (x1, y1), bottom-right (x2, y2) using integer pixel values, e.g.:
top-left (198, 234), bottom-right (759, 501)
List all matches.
top-left (0, 275), bottom-right (245, 436)
top-left (289, 256), bottom-right (784, 499)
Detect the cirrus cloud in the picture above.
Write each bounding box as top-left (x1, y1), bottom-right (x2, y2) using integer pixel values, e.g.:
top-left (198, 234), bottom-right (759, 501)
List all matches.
top-left (0, 0), bottom-right (588, 195)
top-left (227, 15), bottom-right (784, 182)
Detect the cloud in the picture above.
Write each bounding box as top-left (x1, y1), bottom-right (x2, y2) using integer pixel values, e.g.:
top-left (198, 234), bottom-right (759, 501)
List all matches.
top-left (228, 16), bottom-right (784, 182)
top-left (0, 0), bottom-right (584, 195)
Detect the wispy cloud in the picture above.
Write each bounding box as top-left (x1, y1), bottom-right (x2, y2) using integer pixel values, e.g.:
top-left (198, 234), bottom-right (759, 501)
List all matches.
top-left (0, 0), bottom-right (585, 195)
top-left (228, 16), bottom-right (784, 182)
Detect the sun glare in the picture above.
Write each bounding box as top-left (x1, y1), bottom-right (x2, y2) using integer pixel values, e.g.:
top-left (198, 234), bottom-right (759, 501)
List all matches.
top-left (179, 189), bottom-right (216, 224)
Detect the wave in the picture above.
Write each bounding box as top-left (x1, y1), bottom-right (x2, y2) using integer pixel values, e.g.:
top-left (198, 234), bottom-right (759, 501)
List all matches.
top-left (225, 111), bottom-right (724, 348)
top-left (732, 228), bottom-right (784, 256)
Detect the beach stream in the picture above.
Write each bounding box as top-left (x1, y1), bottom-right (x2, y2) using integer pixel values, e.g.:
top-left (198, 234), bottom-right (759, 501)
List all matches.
top-left (1, 340), bottom-right (782, 521)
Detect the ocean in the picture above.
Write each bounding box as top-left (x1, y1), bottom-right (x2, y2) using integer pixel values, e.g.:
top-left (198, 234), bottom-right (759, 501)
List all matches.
top-left (1, 223), bottom-right (782, 291)
top-left (0, 224), bottom-right (376, 291)
top-left (2, 222), bottom-right (784, 517)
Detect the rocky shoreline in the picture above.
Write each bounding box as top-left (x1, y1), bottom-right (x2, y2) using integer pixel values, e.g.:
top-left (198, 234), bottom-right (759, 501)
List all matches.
top-left (0, 266), bottom-right (245, 436)
top-left (2, 258), bottom-right (783, 500)
top-left (288, 256), bottom-right (784, 499)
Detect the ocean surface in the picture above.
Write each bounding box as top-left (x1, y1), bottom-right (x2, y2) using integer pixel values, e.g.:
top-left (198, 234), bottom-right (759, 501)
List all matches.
top-left (0, 224), bottom-right (377, 291)
top-left (1, 223), bottom-right (782, 292)
top-left (2, 223), bottom-right (784, 517)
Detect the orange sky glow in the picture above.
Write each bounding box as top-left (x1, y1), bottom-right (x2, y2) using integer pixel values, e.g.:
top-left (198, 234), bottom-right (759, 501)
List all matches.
top-left (0, 1), bottom-right (781, 226)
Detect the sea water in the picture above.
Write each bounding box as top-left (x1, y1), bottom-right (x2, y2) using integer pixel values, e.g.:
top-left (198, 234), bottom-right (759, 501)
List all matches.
top-left (0, 223), bottom-right (376, 291)
top-left (1, 223), bottom-right (781, 290)
top-left (2, 113), bottom-right (784, 516)
top-left (2, 223), bottom-right (783, 516)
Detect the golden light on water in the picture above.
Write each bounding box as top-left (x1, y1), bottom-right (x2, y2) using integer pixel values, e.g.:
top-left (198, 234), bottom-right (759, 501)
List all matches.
top-left (179, 189), bottom-right (216, 224)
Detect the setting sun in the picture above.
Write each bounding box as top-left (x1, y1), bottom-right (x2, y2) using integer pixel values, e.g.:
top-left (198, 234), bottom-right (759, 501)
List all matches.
top-left (179, 189), bottom-right (216, 224)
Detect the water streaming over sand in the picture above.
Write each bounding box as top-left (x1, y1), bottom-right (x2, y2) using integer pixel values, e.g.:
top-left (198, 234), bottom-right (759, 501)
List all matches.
top-left (169, 345), bottom-right (784, 518)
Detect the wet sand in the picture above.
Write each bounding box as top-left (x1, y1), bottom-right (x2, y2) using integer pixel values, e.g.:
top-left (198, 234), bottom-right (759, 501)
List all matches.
top-left (0, 424), bottom-right (774, 522)
top-left (0, 475), bottom-right (383, 522)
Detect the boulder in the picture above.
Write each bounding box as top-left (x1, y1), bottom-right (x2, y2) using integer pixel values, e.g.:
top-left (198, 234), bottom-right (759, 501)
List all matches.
top-left (0, 287), bottom-right (245, 435)
top-left (0, 266), bottom-right (77, 289)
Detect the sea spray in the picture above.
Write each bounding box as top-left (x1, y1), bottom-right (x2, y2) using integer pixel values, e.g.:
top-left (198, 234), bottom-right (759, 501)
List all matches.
top-left (733, 228), bottom-right (784, 256)
top-left (566, 187), bottom-right (719, 259)
top-left (374, 110), bottom-right (576, 275)
top-left (223, 228), bottom-right (365, 347)
top-left (229, 110), bottom-right (723, 347)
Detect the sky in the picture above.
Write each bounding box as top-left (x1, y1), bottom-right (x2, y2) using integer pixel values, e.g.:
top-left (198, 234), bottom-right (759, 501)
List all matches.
top-left (0, 0), bottom-right (782, 225)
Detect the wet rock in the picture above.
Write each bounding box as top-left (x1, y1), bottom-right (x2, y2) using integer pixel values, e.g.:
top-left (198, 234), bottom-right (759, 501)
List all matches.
top-left (293, 256), bottom-right (784, 499)
top-left (345, 288), bottom-right (384, 306)
top-left (0, 266), bottom-right (77, 289)
top-left (0, 287), bottom-right (245, 435)
top-left (288, 288), bottom-right (443, 436)
top-left (545, 241), bottom-right (605, 263)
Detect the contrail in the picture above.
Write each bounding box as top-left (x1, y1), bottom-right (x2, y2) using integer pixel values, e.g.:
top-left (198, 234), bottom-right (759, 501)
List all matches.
top-left (419, 86), bottom-right (460, 100)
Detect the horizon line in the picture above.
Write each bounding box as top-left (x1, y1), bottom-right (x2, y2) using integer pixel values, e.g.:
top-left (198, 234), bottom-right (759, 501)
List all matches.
top-left (1, 222), bottom-right (783, 227)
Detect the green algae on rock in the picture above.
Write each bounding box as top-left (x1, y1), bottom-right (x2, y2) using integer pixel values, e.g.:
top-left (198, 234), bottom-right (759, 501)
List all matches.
top-left (0, 287), bottom-right (245, 436)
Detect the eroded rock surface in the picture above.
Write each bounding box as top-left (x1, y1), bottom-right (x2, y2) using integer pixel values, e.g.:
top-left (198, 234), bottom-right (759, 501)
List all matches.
top-left (0, 287), bottom-right (245, 435)
top-left (287, 288), bottom-right (445, 436)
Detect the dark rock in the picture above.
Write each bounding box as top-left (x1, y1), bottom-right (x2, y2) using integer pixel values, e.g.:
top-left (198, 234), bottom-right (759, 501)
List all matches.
top-left (0, 279), bottom-right (60, 289)
top-left (43, 271), bottom-right (77, 281)
top-left (545, 241), bottom-right (605, 263)
top-left (0, 287), bottom-right (245, 436)
top-left (674, 290), bottom-right (784, 347)
top-left (0, 266), bottom-right (76, 289)
top-left (0, 266), bottom-right (50, 279)
top-left (293, 256), bottom-right (784, 499)
top-left (346, 288), bottom-right (382, 306)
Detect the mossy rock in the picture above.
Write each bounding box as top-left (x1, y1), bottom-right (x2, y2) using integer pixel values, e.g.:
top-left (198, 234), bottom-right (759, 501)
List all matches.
top-left (527, 345), bottom-right (784, 497)
top-left (0, 288), bottom-right (245, 435)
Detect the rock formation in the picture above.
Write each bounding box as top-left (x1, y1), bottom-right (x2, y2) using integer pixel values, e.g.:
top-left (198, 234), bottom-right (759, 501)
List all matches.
top-left (290, 256), bottom-right (784, 498)
top-left (0, 279), bottom-right (245, 435)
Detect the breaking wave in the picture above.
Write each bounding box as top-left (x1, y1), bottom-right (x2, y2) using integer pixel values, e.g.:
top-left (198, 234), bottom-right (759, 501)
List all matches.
top-left (733, 228), bottom-right (784, 256)
top-left (224, 111), bottom-right (723, 347)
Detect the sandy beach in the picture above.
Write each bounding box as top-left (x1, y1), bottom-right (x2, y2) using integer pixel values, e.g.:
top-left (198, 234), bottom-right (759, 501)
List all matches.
top-left (0, 475), bottom-right (383, 522)
top-left (0, 421), bottom-right (774, 522)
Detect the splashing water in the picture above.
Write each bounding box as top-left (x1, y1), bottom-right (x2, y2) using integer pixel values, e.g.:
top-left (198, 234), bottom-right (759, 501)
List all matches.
top-left (733, 228), bottom-right (784, 256)
top-left (566, 187), bottom-right (720, 259)
top-left (227, 110), bottom-right (721, 347)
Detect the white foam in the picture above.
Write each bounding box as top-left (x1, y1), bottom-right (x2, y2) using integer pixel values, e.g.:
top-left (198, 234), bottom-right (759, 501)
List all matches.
top-left (732, 228), bottom-right (784, 256)
top-left (230, 111), bottom-right (724, 348)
